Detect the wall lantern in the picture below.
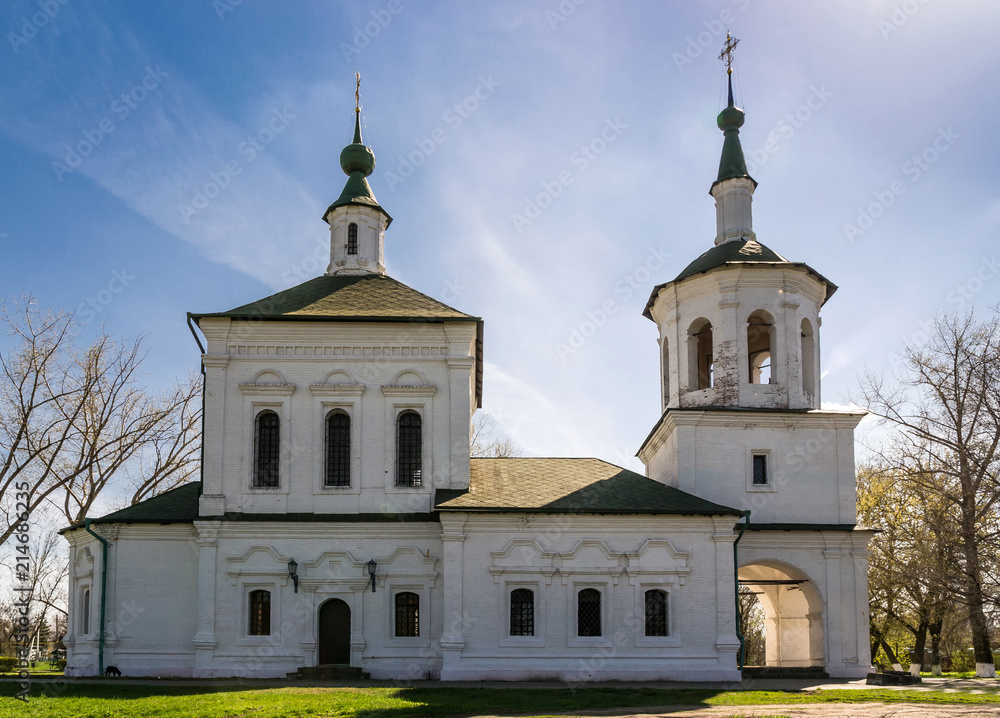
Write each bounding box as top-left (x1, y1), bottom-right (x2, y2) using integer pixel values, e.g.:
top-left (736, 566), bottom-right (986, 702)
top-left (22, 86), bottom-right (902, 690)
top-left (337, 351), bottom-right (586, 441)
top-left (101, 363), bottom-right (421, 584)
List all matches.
top-left (366, 558), bottom-right (377, 593)
top-left (288, 558), bottom-right (299, 593)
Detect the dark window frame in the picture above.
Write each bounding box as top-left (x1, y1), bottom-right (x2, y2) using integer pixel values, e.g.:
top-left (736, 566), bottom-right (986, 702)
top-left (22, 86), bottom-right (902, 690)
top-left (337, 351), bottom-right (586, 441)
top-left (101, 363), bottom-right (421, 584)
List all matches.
top-left (347, 222), bottom-right (358, 255)
top-left (396, 411), bottom-right (422, 487)
top-left (752, 453), bottom-right (768, 485)
top-left (394, 591), bottom-right (420, 637)
top-left (509, 588), bottom-right (535, 637)
top-left (82, 588), bottom-right (91, 634)
top-left (325, 410), bottom-right (351, 487)
top-left (644, 589), bottom-right (669, 636)
top-left (577, 588), bottom-right (602, 637)
top-left (248, 589), bottom-right (271, 636)
top-left (253, 410), bottom-right (280, 488)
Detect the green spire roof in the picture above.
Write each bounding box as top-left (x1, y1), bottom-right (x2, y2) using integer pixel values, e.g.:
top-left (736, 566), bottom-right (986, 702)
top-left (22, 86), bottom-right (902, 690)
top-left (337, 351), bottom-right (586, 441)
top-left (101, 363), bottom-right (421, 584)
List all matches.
top-left (325, 108), bottom-right (392, 225)
top-left (713, 73), bottom-right (756, 190)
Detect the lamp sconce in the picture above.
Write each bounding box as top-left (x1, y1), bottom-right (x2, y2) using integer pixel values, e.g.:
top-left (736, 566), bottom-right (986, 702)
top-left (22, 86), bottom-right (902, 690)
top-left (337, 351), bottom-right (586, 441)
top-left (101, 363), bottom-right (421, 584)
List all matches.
top-left (366, 558), bottom-right (377, 593)
top-left (288, 558), bottom-right (299, 593)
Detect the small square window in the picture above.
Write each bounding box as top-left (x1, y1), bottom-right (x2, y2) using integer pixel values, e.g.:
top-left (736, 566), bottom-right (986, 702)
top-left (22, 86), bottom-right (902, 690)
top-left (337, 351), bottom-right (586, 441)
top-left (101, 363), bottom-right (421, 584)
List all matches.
top-left (752, 454), bottom-right (768, 485)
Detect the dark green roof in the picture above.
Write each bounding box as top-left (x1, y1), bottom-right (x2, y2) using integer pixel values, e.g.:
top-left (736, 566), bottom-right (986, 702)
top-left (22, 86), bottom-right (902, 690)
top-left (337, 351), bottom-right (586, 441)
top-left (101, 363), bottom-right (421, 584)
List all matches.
top-left (642, 239), bottom-right (838, 319)
top-left (714, 105), bottom-right (755, 187)
top-left (191, 273), bottom-right (484, 408)
top-left (191, 274), bottom-right (479, 323)
top-left (734, 522), bottom-right (872, 532)
top-left (325, 172), bottom-right (392, 224)
top-left (324, 111), bottom-right (391, 224)
top-left (435, 458), bottom-right (740, 516)
top-left (62, 482), bottom-right (201, 532)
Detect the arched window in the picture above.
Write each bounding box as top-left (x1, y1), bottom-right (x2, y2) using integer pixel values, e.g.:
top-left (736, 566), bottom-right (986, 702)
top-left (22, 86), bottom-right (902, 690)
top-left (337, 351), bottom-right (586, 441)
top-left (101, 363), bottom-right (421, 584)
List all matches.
top-left (801, 318), bottom-right (816, 398)
top-left (661, 337), bottom-right (670, 407)
top-left (347, 223), bottom-right (358, 255)
top-left (248, 589), bottom-right (271, 636)
top-left (510, 588), bottom-right (534, 636)
top-left (325, 410), bottom-right (351, 487)
top-left (82, 588), bottom-right (91, 634)
top-left (253, 410), bottom-right (280, 488)
top-left (396, 411), bottom-right (422, 487)
top-left (645, 589), bottom-right (669, 636)
top-left (395, 592), bottom-right (420, 637)
top-left (747, 310), bottom-right (776, 384)
top-left (577, 588), bottom-right (602, 636)
top-left (687, 319), bottom-right (714, 390)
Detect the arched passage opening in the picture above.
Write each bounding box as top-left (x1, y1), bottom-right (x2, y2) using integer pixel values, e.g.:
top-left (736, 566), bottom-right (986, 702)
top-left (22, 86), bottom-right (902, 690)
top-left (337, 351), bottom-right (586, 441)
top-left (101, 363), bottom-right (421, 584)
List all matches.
top-left (318, 598), bottom-right (352, 665)
top-left (739, 561), bottom-right (824, 668)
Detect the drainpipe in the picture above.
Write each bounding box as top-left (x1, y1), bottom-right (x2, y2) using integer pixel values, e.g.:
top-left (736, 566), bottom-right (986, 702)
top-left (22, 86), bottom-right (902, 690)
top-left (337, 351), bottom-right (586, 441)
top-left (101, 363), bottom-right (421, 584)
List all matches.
top-left (84, 519), bottom-right (108, 676)
top-left (733, 509), bottom-right (751, 672)
top-left (186, 313), bottom-right (207, 490)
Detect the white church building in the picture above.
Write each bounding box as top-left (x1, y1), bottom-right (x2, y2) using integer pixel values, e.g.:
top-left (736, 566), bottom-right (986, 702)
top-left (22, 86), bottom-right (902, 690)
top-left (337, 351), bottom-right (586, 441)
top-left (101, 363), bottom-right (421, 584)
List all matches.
top-left (62, 70), bottom-right (872, 681)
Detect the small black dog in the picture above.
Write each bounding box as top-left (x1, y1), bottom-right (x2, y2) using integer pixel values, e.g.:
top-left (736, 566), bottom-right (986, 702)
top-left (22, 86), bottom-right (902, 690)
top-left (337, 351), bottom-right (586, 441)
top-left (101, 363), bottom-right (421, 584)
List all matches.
top-left (104, 665), bottom-right (121, 677)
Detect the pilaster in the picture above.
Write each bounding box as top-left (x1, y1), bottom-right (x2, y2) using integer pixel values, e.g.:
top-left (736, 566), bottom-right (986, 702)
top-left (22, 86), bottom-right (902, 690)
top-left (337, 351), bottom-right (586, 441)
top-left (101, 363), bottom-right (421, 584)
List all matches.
top-left (192, 521), bottom-right (222, 675)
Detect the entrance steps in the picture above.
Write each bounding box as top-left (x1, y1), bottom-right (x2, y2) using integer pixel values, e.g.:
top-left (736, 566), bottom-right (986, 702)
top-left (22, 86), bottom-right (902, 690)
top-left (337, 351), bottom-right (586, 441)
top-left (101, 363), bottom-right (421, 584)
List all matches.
top-left (742, 666), bottom-right (829, 680)
top-left (288, 665), bottom-right (368, 681)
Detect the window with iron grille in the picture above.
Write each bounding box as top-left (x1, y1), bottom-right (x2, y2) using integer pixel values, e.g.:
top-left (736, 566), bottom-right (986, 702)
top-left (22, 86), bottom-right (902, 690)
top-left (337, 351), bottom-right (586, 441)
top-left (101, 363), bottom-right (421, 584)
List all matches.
top-left (509, 588), bottom-right (534, 636)
top-left (254, 410), bottom-right (280, 488)
top-left (325, 410), bottom-right (351, 487)
top-left (82, 589), bottom-right (90, 634)
top-left (396, 411), bottom-right (422, 486)
top-left (644, 589), bottom-right (669, 636)
top-left (394, 591), bottom-right (420, 637)
top-left (752, 454), bottom-right (768, 485)
top-left (248, 590), bottom-right (271, 636)
top-left (347, 223), bottom-right (358, 255)
top-left (577, 588), bottom-right (601, 636)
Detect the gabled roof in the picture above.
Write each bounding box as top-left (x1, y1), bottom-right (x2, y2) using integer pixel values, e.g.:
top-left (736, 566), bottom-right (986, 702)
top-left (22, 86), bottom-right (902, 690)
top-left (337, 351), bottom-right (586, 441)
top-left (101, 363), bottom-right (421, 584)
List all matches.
top-left (61, 482), bottom-right (201, 532)
top-left (190, 274), bottom-right (479, 323)
top-left (435, 457), bottom-right (740, 516)
top-left (191, 273), bottom-right (484, 408)
top-left (642, 238), bottom-right (838, 319)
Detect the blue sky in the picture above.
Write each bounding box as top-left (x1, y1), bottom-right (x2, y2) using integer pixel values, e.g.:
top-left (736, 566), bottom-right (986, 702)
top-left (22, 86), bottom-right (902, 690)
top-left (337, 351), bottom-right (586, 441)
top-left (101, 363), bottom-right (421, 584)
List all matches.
top-left (2, 0), bottom-right (997, 472)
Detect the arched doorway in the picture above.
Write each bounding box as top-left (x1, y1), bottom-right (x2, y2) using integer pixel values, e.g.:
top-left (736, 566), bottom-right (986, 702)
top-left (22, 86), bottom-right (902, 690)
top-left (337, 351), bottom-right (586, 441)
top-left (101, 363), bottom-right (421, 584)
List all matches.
top-left (739, 561), bottom-right (824, 668)
top-left (318, 598), bottom-right (351, 665)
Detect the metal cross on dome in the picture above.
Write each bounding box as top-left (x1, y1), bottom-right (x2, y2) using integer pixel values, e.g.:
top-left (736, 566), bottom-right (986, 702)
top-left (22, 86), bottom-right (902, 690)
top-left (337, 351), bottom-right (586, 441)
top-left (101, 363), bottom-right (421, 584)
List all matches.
top-left (355, 71), bottom-right (361, 113)
top-left (718, 32), bottom-right (740, 75)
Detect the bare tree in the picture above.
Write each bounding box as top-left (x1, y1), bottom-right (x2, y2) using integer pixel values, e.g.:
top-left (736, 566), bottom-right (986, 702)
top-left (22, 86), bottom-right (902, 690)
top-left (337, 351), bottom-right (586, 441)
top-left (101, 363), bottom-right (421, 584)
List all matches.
top-left (0, 296), bottom-right (202, 544)
top-left (470, 411), bottom-right (522, 458)
top-left (853, 308), bottom-right (1000, 677)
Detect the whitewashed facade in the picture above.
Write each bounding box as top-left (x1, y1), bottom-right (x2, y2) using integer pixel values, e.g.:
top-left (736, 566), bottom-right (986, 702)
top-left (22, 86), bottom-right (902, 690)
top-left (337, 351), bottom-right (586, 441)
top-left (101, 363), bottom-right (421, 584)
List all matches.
top-left (63, 87), bottom-right (872, 681)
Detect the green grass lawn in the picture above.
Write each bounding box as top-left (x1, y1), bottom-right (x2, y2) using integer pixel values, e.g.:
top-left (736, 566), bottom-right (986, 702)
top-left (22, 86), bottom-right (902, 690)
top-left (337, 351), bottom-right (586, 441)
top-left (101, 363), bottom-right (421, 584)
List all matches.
top-left (2, 684), bottom-right (1000, 718)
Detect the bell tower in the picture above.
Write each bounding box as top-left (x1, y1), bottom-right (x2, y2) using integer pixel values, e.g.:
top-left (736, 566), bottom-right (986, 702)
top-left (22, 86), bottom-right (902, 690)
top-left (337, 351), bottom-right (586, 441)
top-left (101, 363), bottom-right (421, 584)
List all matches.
top-left (644, 35), bottom-right (832, 414)
top-left (324, 73), bottom-right (393, 276)
top-left (638, 35), bottom-right (861, 526)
